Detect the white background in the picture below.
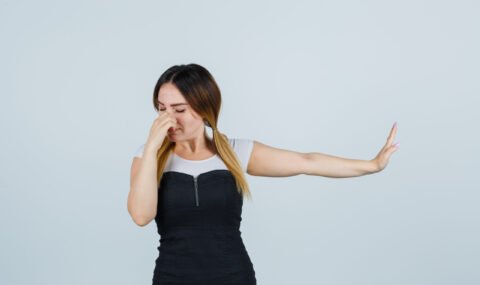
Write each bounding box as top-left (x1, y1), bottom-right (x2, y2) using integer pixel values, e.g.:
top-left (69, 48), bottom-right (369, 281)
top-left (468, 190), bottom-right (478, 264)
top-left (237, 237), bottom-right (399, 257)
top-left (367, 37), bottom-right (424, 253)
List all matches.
top-left (1, 0), bottom-right (478, 284)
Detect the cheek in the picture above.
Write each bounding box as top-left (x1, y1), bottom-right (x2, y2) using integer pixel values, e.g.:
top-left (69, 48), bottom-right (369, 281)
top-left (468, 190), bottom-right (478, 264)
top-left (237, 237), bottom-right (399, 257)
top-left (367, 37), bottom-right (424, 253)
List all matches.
top-left (175, 117), bottom-right (191, 129)
top-left (178, 117), bottom-right (203, 130)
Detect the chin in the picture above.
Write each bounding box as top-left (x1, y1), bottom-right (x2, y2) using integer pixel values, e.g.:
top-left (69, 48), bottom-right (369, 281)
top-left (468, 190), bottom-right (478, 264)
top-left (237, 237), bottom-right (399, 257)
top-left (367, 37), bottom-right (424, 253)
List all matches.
top-left (168, 134), bottom-right (179, 141)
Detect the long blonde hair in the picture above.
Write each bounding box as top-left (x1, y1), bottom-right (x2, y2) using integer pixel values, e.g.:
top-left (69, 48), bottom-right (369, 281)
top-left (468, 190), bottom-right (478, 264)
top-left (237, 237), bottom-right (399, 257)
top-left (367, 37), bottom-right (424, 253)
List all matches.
top-left (151, 64), bottom-right (252, 200)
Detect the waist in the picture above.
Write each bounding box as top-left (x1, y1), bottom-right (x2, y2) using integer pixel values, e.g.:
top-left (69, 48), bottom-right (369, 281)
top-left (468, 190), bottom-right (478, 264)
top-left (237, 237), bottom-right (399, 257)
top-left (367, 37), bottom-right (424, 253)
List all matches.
top-left (158, 226), bottom-right (247, 257)
top-left (159, 225), bottom-right (241, 237)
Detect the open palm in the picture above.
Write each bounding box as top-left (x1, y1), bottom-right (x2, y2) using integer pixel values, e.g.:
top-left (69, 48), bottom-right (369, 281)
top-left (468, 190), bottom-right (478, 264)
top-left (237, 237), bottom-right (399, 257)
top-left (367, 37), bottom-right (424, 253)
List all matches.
top-left (373, 122), bottom-right (399, 172)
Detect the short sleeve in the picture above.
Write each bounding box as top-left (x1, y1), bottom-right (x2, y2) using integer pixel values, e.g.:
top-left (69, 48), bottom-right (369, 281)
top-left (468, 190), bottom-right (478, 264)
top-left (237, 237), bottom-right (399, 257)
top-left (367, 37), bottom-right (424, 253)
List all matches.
top-left (228, 138), bottom-right (254, 172)
top-left (133, 144), bottom-right (145, 158)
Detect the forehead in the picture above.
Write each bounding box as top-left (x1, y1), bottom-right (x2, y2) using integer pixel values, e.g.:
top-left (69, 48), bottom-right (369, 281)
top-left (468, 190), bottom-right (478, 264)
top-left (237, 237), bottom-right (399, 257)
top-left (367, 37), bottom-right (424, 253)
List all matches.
top-left (157, 83), bottom-right (187, 105)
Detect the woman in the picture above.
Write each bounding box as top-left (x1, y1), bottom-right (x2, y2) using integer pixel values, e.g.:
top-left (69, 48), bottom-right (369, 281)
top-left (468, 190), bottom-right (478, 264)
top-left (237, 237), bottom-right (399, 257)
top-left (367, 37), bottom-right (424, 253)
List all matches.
top-left (128, 63), bottom-right (399, 284)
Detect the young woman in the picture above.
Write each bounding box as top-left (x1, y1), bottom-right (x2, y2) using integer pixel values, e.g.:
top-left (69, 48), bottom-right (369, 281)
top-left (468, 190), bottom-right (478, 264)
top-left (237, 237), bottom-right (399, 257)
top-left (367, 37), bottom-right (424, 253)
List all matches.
top-left (128, 63), bottom-right (399, 285)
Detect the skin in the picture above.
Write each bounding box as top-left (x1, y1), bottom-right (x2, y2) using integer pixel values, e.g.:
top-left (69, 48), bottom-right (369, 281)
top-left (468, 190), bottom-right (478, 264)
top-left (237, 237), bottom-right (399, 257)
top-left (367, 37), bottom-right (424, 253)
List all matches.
top-left (157, 82), bottom-right (215, 159)
top-left (155, 83), bottom-right (400, 174)
top-left (128, 83), bottom-right (400, 226)
top-left (246, 122), bottom-right (399, 178)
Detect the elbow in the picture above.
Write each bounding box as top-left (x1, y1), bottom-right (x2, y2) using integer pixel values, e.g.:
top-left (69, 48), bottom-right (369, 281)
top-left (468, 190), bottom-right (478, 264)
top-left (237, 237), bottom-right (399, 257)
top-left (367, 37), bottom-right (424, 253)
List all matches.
top-left (131, 215), bottom-right (153, 227)
top-left (128, 207), bottom-right (154, 227)
top-left (135, 219), bottom-right (150, 227)
top-left (127, 200), bottom-right (155, 227)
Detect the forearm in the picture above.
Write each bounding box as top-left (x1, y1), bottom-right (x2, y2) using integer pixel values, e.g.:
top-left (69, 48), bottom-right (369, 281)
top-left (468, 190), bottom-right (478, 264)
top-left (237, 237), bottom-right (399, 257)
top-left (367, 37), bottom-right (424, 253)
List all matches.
top-left (304, 152), bottom-right (379, 178)
top-left (128, 148), bottom-right (159, 225)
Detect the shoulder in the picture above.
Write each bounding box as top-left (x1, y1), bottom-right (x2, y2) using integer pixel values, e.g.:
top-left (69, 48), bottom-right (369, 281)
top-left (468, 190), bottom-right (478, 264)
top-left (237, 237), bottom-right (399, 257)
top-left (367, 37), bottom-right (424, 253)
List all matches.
top-left (227, 137), bottom-right (254, 153)
top-left (227, 137), bottom-right (255, 172)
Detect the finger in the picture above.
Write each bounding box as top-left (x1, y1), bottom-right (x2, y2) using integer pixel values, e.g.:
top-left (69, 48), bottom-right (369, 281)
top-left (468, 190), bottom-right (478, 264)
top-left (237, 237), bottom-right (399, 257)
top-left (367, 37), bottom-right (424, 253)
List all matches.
top-left (156, 110), bottom-right (164, 119)
top-left (386, 122), bottom-right (398, 146)
top-left (388, 143), bottom-right (399, 156)
top-left (155, 112), bottom-right (165, 123)
top-left (159, 118), bottom-right (171, 129)
top-left (388, 122), bottom-right (397, 141)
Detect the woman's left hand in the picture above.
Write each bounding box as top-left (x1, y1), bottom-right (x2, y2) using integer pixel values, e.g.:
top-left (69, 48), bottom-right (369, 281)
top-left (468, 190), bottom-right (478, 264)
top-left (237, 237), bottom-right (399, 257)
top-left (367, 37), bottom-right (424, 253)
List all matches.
top-left (372, 122), bottom-right (399, 172)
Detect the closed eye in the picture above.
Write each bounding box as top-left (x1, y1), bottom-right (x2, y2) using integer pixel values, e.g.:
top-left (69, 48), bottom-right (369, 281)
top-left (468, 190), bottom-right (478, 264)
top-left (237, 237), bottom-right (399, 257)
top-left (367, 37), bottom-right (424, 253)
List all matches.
top-left (160, 109), bottom-right (185, 113)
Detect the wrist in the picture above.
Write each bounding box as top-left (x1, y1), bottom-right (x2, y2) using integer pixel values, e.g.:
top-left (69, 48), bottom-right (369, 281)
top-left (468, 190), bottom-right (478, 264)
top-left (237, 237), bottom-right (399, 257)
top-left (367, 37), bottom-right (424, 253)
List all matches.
top-left (144, 143), bottom-right (159, 157)
top-left (369, 159), bottom-right (380, 174)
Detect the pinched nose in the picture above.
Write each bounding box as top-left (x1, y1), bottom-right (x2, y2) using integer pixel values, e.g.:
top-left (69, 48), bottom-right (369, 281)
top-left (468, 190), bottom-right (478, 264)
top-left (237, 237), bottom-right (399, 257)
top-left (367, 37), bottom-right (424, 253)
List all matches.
top-left (168, 127), bottom-right (181, 133)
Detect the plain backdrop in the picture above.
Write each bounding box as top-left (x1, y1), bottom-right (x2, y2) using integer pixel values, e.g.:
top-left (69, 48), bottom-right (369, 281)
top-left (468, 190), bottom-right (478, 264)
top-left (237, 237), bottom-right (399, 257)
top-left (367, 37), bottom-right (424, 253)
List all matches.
top-left (1, 0), bottom-right (479, 284)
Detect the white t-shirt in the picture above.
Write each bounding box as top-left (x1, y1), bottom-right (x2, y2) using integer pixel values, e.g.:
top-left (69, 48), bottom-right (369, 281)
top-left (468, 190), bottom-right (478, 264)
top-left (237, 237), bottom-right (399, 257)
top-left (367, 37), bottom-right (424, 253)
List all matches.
top-left (133, 138), bottom-right (254, 178)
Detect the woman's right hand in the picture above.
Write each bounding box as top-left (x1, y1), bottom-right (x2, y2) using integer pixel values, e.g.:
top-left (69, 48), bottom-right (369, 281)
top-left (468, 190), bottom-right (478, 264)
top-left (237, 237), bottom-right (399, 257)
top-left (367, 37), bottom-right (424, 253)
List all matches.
top-left (144, 111), bottom-right (177, 154)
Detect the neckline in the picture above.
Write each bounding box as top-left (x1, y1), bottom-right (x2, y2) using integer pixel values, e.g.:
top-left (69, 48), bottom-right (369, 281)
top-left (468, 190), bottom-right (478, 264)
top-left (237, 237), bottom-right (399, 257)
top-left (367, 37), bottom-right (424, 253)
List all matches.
top-left (163, 169), bottom-right (233, 180)
top-left (173, 152), bottom-right (218, 163)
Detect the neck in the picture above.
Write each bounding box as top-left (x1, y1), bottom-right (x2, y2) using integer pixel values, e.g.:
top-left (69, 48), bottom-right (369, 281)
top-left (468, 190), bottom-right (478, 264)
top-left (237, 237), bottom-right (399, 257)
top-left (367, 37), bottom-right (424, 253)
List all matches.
top-left (174, 136), bottom-right (214, 155)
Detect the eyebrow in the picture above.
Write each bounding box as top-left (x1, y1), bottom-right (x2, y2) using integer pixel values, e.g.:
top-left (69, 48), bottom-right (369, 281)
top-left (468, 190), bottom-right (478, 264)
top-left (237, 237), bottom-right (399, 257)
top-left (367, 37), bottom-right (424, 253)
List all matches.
top-left (158, 101), bottom-right (189, 107)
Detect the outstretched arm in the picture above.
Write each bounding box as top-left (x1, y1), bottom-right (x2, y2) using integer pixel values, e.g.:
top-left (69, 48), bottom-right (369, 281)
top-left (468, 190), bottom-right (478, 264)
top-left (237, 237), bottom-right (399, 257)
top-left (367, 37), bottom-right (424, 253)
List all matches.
top-left (302, 122), bottom-right (399, 178)
top-left (304, 152), bottom-right (378, 178)
top-left (246, 122), bottom-right (399, 178)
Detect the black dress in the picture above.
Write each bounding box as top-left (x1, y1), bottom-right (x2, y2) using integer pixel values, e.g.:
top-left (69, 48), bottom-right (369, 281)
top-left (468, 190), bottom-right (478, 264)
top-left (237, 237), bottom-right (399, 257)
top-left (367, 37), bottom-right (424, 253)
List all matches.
top-left (152, 169), bottom-right (257, 284)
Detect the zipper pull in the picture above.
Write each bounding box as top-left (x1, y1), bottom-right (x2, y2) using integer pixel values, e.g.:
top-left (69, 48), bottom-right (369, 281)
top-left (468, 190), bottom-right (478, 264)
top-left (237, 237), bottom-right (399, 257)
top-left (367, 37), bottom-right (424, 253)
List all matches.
top-left (193, 177), bottom-right (199, 207)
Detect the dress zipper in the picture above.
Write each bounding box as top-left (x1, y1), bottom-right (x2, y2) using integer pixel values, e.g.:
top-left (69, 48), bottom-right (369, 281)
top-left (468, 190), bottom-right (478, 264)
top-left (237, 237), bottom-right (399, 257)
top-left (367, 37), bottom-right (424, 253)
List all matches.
top-left (193, 176), bottom-right (199, 207)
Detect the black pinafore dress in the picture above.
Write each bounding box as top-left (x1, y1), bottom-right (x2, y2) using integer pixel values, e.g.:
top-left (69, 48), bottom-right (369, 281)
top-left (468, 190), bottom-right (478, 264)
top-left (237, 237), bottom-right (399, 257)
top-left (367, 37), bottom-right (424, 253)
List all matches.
top-left (152, 169), bottom-right (257, 284)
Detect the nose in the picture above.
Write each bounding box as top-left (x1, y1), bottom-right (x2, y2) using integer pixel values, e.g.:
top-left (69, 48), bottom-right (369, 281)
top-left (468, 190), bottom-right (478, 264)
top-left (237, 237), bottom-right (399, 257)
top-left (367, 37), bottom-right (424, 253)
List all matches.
top-left (165, 109), bottom-right (179, 122)
top-left (164, 108), bottom-right (176, 116)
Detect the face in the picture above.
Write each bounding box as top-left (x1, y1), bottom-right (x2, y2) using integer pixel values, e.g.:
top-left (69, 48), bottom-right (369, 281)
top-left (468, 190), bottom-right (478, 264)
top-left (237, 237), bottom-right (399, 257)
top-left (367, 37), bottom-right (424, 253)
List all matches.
top-left (157, 82), bottom-right (205, 142)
